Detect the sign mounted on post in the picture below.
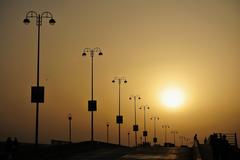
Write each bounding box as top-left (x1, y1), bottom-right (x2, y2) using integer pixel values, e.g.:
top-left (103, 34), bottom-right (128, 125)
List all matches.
top-left (143, 130), bottom-right (148, 137)
top-left (116, 115), bottom-right (123, 124)
top-left (31, 86), bottom-right (44, 103)
top-left (133, 125), bottom-right (139, 131)
top-left (88, 100), bottom-right (97, 111)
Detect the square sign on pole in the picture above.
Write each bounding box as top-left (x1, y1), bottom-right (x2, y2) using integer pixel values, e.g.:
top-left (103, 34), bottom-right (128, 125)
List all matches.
top-left (116, 115), bottom-right (123, 124)
top-left (153, 137), bottom-right (157, 143)
top-left (133, 125), bottom-right (139, 131)
top-left (88, 100), bottom-right (97, 111)
top-left (143, 131), bottom-right (148, 137)
top-left (31, 86), bottom-right (44, 103)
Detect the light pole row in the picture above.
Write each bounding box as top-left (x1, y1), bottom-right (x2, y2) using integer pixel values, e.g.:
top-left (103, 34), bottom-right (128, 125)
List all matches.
top-left (24, 10), bottom-right (181, 148)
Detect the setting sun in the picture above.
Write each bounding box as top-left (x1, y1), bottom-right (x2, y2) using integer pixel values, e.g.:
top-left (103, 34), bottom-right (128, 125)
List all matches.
top-left (160, 87), bottom-right (185, 108)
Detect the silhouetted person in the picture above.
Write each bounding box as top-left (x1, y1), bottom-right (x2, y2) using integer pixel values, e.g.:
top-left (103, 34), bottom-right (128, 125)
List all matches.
top-left (210, 134), bottom-right (219, 160)
top-left (6, 137), bottom-right (13, 159)
top-left (221, 135), bottom-right (229, 160)
top-left (194, 134), bottom-right (199, 145)
top-left (204, 137), bottom-right (207, 144)
top-left (12, 137), bottom-right (19, 159)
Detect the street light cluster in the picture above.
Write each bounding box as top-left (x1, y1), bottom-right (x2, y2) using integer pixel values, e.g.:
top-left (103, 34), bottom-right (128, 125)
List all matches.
top-left (24, 10), bottom-right (191, 148)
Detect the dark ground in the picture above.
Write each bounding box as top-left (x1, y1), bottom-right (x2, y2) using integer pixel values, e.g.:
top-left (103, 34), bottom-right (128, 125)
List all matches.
top-left (1, 141), bottom-right (240, 160)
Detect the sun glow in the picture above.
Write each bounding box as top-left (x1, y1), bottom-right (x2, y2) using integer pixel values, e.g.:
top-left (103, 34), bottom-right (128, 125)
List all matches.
top-left (160, 87), bottom-right (185, 109)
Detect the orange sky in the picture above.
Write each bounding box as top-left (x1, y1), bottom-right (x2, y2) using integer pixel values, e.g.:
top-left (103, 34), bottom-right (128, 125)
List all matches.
top-left (0, 0), bottom-right (240, 146)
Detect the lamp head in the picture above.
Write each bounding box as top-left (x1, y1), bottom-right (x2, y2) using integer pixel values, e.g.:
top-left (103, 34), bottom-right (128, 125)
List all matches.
top-left (129, 97), bottom-right (132, 100)
top-left (138, 97), bottom-right (141, 100)
top-left (124, 80), bottom-right (127, 83)
top-left (23, 18), bottom-right (30, 25)
top-left (98, 52), bottom-right (103, 56)
top-left (112, 80), bottom-right (115, 83)
top-left (82, 52), bottom-right (87, 56)
top-left (49, 18), bottom-right (56, 25)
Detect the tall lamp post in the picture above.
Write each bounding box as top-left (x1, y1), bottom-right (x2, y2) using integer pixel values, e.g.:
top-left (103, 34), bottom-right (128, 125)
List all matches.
top-left (112, 77), bottom-right (127, 146)
top-left (68, 113), bottom-right (72, 143)
top-left (171, 130), bottom-right (178, 146)
top-left (162, 124), bottom-right (170, 145)
top-left (106, 122), bottom-right (109, 144)
top-left (150, 116), bottom-right (159, 145)
top-left (127, 132), bottom-right (130, 147)
top-left (23, 11), bottom-right (56, 148)
top-left (139, 105), bottom-right (150, 144)
top-left (129, 95), bottom-right (141, 147)
top-left (82, 47), bottom-right (103, 142)
top-left (179, 135), bottom-right (185, 146)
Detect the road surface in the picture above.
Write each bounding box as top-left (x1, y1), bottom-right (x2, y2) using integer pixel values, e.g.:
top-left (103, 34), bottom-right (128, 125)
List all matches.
top-left (121, 147), bottom-right (193, 160)
top-left (67, 146), bottom-right (193, 160)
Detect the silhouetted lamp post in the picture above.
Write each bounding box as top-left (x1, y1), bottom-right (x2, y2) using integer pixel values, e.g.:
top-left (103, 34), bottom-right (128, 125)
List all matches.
top-left (162, 124), bottom-right (170, 145)
top-left (139, 105), bottom-right (150, 144)
top-left (179, 135), bottom-right (185, 146)
top-left (185, 137), bottom-right (190, 146)
top-left (112, 77), bottom-right (127, 146)
top-left (150, 116), bottom-right (159, 145)
top-left (68, 113), bottom-right (72, 143)
top-left (106, 122), bottom-right (109, 144)
top-left (128, 132), bottom-right (130, 147)
top-left (82, 47), bottom-right (103, 142)
top-left (171, 130), bottom-right (178, 146)
top-left (129, 95), bottom-right (141, 147)
top-left (23, 11), bottom-right (56, 148)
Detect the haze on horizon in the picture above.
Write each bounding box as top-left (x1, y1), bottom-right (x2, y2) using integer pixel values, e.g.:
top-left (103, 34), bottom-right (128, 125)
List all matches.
top-left (0, 0), bottom-right (240, 146)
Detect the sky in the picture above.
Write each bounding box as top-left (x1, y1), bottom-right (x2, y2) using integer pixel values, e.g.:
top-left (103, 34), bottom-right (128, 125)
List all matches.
top-left (0, 0), bottom-right (240, 146)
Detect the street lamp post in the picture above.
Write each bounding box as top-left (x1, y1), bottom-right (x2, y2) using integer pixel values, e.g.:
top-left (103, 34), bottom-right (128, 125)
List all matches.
top-left (112, 77), bottom-right (127, 146)
top-left (23, 11), bottom-right (56, 148)
top-left (128, 132), bottom-right (130, 147)
top-left (179, 136), bottom-right (185, 146)
top-left (106, 122), bottom-right (109, 144)
top-left (82, 47), bottom-right (103, 142)
top-left (150, 116), bottom-right (159, 145)
top-left (139, 105), bottom-right (150, 145)
top-left (162, 124), bottom-right (170, 145)
top-left (185, 137), bottom-right (190, 146)
top-left (68, 113), bottom-right (72, 143)
top-left (129, 95), bottom-right (141, 147)
top-left (171, 130), bottom-right (178, 146)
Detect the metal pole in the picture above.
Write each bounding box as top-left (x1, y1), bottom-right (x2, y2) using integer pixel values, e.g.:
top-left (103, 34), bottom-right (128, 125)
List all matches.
top-left (154, 118), bottom-right (156, 141)
top-left (134, 97), bottom-right (137, 147)
top-left (144, 107), bottom-right (146, 143)
top-left (173, 132), bottom-right (176, 146)
top-left (69, 118), bottom-right (72, 142)
top-left (35, 15), bottom-right (41, 148)
top-left (118, 80), bottom-right (121, 146)
top-left (128, 132), bottom-right (130, 147)
top-left (165, 127), bottom-right (167, 144)
top-left (91, 51), bottom-right (94, 142)
top-left (107, 124), bottom-right (109, 143)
